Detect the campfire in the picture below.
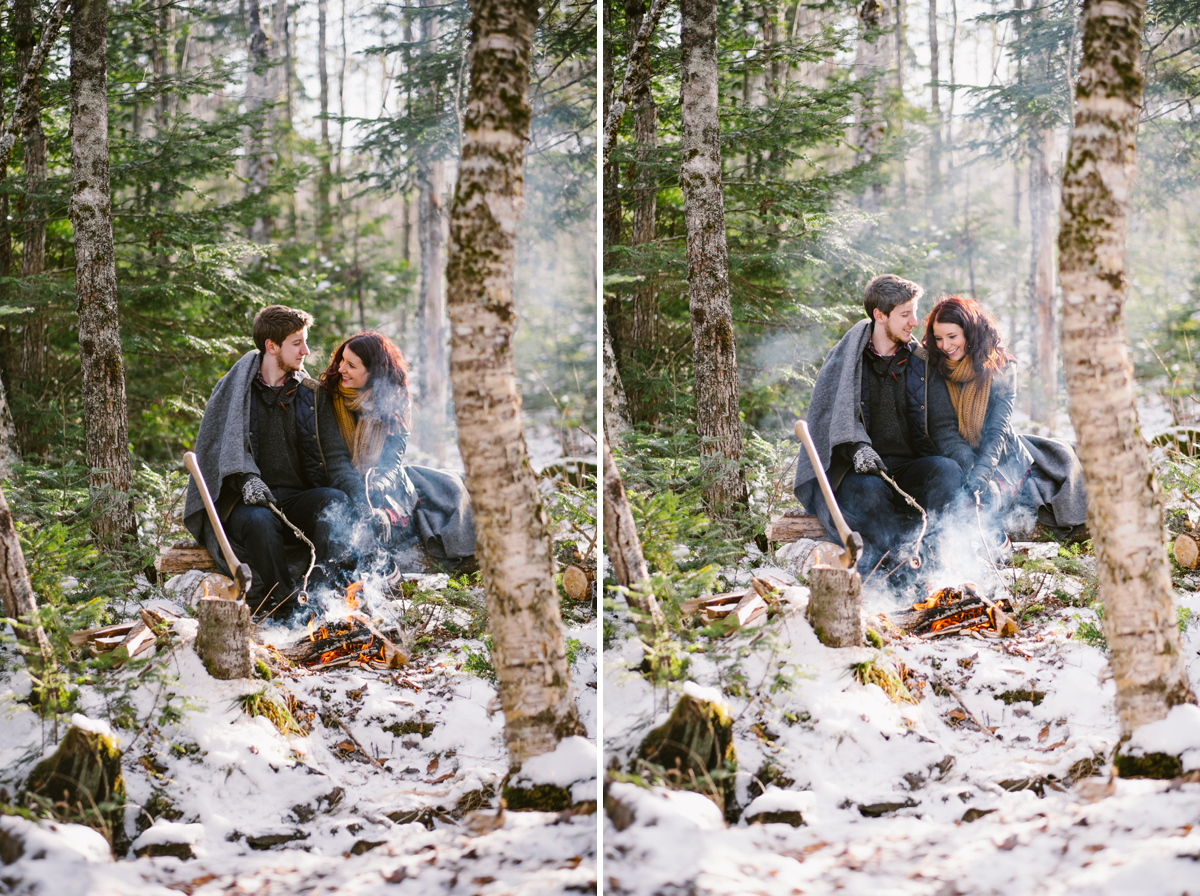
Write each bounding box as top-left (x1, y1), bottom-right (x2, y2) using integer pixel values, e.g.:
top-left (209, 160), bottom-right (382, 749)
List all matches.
top-left (889, 583), bottom-right (1017, 639)
top-left (280, 581), bottom-right (409, 670)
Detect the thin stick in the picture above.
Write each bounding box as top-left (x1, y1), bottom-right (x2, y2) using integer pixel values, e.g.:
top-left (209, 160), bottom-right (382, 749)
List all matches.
top-left (974, 491), bottom-right (999, 571)
top-left (862, 551), bottom-right (891, 587)
top-left (269, 502), bottom-right (317, 595)
top-left (934, 674), bottom-right (1000, 741)
top-left (878, 471), bottom-right (926, 568)
top-left (324, 702), bottom-right (386, 769)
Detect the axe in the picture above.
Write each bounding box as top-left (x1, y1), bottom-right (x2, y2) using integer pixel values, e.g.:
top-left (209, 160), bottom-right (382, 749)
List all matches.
top-left (183, 451), bottom-right (252, 601)
top-left (795, 420), bottom-right (863, 570)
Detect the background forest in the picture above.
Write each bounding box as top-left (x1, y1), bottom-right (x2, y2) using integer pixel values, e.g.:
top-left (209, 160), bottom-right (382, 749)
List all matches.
top-left (0, 0), bottom-right (595, 568)
top-left (604, 0), bottom-right (1200, 535)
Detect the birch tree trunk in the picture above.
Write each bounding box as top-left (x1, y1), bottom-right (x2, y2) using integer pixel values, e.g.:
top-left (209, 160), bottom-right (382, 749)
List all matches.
top-left (317, 0), bottom-right (333, 251)
top-left (245, 0), bottom-right (273, 249)
top-left (16, 0), bottom-right (48, 383)
top-left (0, 483), bottom-right (54, 674)
top-left (1029, 125), bottom-right (1056, 425)
top-left (417, 0), bottom-right (448, 464)
top-left (1058, 0), bottom-right (1194, 738)
top-left (680, 0), bottom-right (749, 514)
top-left (602, 316), bottom-right (630, 444)
top-left (603, 436), bottom-right (664, 643)
top-left (602, 0), bottom-right (621, 253)
top-left (71, 0), bottom-right (135, 546)
top-left (270, 0), bottom-right (296, 236)
top-left (445, 0), bottom-right (583, 766)
top-left (928, 0), bottom-right (941, 189)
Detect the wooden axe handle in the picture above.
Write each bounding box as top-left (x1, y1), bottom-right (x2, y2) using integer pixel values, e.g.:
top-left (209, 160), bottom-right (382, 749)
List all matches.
top-left (183, 451), bottom-right (243, 580)
top-left (795, 420), bottom-right (856, 558)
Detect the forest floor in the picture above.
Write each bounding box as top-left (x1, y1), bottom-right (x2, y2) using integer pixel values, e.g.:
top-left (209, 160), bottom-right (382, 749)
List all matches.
top-left (604, 534), bottom-right (1200, 895)
top-left (0, 570), bottom-right (597, 896)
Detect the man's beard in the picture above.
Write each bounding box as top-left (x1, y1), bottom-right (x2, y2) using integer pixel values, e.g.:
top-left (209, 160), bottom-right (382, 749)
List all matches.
top-left (277, 355), bottom-right (305, 376)
top-left (884, 319), bottom-right (910, 346)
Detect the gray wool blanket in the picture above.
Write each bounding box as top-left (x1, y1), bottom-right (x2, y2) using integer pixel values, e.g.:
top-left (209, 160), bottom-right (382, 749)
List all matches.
top-left (403, 465), bottom-right (477, 561)
top-left (1018, 434), bottom-right (1089, 534)
top-left (183, 350), bottom-right (263, 546)
top-left (793, 319), bottom-right (874, 494)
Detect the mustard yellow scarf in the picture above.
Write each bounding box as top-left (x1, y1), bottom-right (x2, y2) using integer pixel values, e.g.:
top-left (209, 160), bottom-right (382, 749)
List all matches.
top-left (330, 384), bottom-right (388, 473)
top-left (944, 357), bottom-right (992, 448)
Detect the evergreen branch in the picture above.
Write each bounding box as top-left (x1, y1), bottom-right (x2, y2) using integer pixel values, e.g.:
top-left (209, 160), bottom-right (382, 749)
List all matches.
top-left (602, 0), bottom-right (670, 167)
top-left (0, 0), bottom-right (70, 169)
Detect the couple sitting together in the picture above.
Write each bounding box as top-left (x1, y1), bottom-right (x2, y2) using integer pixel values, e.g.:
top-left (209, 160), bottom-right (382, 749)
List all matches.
top-left (794, 274), bottom-right (1087, 589)
top-left (182, 304), bottom-right (476, 619)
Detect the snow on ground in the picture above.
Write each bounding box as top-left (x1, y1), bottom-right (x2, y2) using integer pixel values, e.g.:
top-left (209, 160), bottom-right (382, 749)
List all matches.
top-left (0, 579), bottom-right (597, 895)
top-left (604, 546), bottom-right (1200, 895)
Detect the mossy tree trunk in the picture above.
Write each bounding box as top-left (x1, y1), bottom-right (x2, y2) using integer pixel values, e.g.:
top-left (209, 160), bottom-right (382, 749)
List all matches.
top-left (638, 689), bottom-right (736, 813)
top-left (680, 0), bottom-right (749, 516)
top-left (445, 0), bottom-right (583, 767)
top-left (1057, 0), bottom-right (1195, 739)
top-left (71, 0), bottom-right (135, 546)
top-left (244, 0), bottom-right (273, 248)
top-left (16, 0), bottom-right (49, 388)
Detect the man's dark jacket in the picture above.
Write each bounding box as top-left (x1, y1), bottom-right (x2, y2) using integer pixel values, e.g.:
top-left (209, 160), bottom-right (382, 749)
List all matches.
top-left (793, 319), bottom-right (969, 541)
top-left (183, 350), bottom-right (362, 555)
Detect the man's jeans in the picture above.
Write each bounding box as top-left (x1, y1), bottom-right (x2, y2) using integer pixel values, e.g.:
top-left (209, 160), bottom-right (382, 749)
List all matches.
top-left (835, 456), bottom-right (963, 576)
top-left (206, 486), bottom-right (354, 615)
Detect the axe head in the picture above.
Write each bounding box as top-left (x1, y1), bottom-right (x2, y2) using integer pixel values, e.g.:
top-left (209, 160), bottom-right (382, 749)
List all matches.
top-left (840, 531), bottom-right (863, 569)
top-left (233, 563), bottom-right (253, 602)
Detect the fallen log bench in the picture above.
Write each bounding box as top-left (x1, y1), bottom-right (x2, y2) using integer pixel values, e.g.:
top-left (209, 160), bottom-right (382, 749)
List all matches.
top-left (155, 541), bottom-right (221, 575)
top-left (765, 509), bottom-right (827, 544)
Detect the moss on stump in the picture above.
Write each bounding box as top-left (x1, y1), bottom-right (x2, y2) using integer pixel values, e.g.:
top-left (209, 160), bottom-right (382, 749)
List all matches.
top-left (502, 782), bottom-right (574, 812)
top-left (637, 689), bottom-right (737, 813)
top-left (1114, 751), bottom-right (1184, 779)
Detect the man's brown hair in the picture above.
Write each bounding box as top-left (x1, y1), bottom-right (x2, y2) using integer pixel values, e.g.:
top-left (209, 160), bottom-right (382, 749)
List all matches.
top-left (253, 304), bottom-right (314, 353)
top-left (863, 274), bottom-right (924, 320)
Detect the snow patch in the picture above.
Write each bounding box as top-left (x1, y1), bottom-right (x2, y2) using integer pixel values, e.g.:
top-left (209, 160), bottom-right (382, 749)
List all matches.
top-left (1126, 704), bottom-right (1200, 769)
top-left (519, 735), bottom-right (597, 788)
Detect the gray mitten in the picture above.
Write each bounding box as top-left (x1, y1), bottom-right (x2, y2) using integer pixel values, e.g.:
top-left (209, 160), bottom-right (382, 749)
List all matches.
top-left (852, 445), bottom-right (886, 475)
top-left (241, 476), bottom-right (276, 507)
top-left (370, 508), bottom-right (391, 543)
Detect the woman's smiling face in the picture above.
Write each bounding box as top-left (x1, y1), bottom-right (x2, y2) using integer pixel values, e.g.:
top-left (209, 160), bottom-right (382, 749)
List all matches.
top-left (933, 321), bottom-right (967, 362)
top-left (338, 346), bottom-right (371, 389)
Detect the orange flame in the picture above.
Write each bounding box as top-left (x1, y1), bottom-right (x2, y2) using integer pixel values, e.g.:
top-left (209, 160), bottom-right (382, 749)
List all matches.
top-left (307, 618), bottom-right (316, 642)
top-left (345, 581), bottom-right (364, 610)
top-left (203, 581), bottom-right (211, 598)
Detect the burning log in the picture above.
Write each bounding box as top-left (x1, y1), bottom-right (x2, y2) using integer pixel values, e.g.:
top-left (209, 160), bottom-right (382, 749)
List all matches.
top-left (889, 585), bottom-right (1017, 638)
top-left (281, 614), bottom-right (407, 670)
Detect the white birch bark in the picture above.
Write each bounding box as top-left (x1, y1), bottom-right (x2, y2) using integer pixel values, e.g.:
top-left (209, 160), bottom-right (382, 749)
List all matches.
top-left (1029, 126), bottom-right (1057, 425)
top-left (1057, 0), bottom-right (1195, 738)
top-left (445, 0), bottom-right (583, 767)
top-left (680, 0), bottom-right (749, 514)
top-left (71, 0), bottom-right (135, 545)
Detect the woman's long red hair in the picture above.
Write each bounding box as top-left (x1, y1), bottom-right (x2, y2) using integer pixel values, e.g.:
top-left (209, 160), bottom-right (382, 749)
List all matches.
top-left (922, 295), bottom-right (1014, 378)
top-left (319, 332), bottom-right (412, 431)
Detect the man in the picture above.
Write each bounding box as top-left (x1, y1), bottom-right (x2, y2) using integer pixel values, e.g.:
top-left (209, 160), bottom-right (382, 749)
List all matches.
top-left (793, 274), bottom-right (969, 585)
top-left (183, 305), bottom-right (371, 617)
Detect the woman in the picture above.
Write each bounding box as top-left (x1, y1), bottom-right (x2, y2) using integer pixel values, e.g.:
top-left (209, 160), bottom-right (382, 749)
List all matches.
top-left (923, 296), bottom-right (1087, 539)
top-left (320, 333), bottom-right (476, 566)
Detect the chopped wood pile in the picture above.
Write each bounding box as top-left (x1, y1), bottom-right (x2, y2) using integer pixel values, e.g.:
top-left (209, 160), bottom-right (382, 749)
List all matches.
top-left (280, 613), bottom-right (408, 671)
top-left (888, 584), bottom-right (1018, 639)
top-left (70, 607), bottom-right (179, 664)
top-left (679, 577), bottom-right (783, 627)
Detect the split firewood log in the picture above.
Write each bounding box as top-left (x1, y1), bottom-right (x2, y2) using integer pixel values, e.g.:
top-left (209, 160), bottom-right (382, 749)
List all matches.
top-left (154, 541), bottom-right (221, 575)
top-left (765, 512), bottom-right (827, 544)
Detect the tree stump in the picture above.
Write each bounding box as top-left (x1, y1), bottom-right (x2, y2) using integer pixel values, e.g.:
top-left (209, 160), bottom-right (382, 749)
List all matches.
top-left (807, 565), bottom-right (863, 647)
top-left (25, 718), bottom-right (124, 832)
top-left (195, 598), bottom-right (251, 679)
top-left (637, 687), bottom-right (736, 814)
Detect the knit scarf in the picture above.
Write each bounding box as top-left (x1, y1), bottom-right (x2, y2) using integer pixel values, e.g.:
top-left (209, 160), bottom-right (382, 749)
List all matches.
top-left (944, 357), bottom-right (992, 448)
top-left (331, 384), bottom-right (388, 473)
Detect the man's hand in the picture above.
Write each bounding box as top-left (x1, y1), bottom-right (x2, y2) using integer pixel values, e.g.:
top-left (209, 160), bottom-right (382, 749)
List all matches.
top-left (370, 508), bottom-right (392, 543)
top-left (852, 445), bottom-right (886, 475)
top-left (241, 476), bottom-right (276, 507)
